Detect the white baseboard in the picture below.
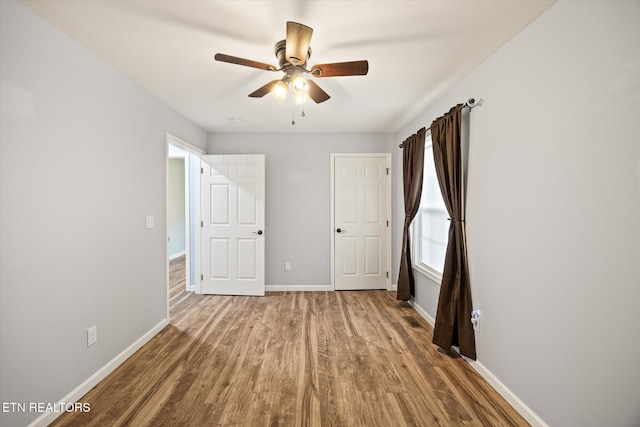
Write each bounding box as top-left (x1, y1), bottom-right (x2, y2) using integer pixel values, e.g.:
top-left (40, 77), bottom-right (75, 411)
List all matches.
top-left (388, 283), bottom-right (398, 291)
top-left (168, 251), bottom-right (185, 261)
top-left (266, 285), bottom-right (396, 292)
top-left (407, 298), bottom-right (547, 427)
top-left (467, 359), bottom-right (549, 427)
top-left (265, 284), bottom-right (333, 292)
top-left (28, 319), bottom-right (168, 427)
top-left (408, 299), bottom-right (435, 325)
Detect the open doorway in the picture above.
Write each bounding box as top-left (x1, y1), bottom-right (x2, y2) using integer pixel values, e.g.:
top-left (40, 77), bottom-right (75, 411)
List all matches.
top-left (166, 134), bottom-right (204, 321)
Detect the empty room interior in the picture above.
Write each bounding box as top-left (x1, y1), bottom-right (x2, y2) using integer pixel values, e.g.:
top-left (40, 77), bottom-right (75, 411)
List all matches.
top-left (1, 1), bottom-right (639, 426)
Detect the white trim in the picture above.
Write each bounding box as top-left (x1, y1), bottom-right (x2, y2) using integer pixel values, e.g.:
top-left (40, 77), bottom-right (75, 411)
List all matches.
top-left (166, 133), bottom-right (203, 322)
top-left (193, 156), bottom-right (201, 294)
top-left (466, 359), bottom-right (549, 427)
top-left (408, 297), bottom-right (547, 427)
top-left (265, 284), bottom-right (333, 292)
top-left (169, 250), bottom-right (186, 261)
top-left (408, 299), bottom-right (435, 326)
top-left (389, 283), bottom-right (398, 291)
top-left (28, 319), bottom-right (167, 427)
top-left (411, 133), bottom-right (449, 282)
top-left (330, 156), bottom-right (336, 291)
top-left (413, 264), bottom-right (442, 284)
top-left (167, 149), bottom-right (190, 292)
top-left (384, 155), bottom-right (392, 291)
top-left (166, 133), bottom-right (205, 155)
top-left (164, 141), bottom-right (171, 322)
top-left (183, 155), bottom-right (191, 292)
top-left (330, 153), bottom-right (392, 291)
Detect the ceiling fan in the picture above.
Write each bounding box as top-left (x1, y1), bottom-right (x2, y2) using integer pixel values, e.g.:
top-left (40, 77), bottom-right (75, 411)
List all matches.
top-left (214, 21), bottom-right (369, 105)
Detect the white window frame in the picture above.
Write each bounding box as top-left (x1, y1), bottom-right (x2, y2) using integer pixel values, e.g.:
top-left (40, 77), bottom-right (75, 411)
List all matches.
top-left (411, 132), bottom-right (448, 284)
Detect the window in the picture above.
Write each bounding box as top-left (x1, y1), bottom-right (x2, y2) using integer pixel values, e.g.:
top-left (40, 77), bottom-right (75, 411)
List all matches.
top-left (412, 133), bottom-right (449, 282)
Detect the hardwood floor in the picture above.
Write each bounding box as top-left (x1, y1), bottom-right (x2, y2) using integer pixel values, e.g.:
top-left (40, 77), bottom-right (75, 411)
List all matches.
top-left (51, 256), bottom-right (528, 426)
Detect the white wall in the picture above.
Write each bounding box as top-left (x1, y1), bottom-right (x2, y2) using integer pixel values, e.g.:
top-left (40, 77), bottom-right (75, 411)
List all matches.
top-left (168, 158), bottom-right (186, 257)
top-left (394, 1), bottom-right (640, 426)
top-left (0, 2), bottom-right (206, 426)
top-left (207, 132), bottom-right (394, 289)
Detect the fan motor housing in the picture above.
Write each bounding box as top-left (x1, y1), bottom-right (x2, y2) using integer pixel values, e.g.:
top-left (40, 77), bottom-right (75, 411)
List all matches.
top-left (274, 40), bottom-right (311, 69)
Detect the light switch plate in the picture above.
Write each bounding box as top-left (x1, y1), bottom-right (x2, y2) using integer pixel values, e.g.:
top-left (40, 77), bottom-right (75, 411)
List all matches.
top-left (87, 326), bottom-right (97, 347)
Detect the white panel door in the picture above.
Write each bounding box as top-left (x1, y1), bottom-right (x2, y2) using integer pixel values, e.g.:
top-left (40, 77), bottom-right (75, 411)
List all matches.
top-left (200, 155), bottom-right (265, 296)
top-left (333, 155), bottom-right (390, 290)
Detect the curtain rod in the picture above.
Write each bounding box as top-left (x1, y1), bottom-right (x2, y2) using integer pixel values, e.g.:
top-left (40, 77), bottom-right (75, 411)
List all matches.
top-left (399, 98), bottom-right (483, 148)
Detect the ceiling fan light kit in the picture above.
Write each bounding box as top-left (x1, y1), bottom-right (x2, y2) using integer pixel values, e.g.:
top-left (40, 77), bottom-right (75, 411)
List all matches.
top-left (215, 21), bottom-right (368, 124)
top-left (272, 80), bottom-right (289, 102)
top-left (291, 75), bottom-right (307, 95)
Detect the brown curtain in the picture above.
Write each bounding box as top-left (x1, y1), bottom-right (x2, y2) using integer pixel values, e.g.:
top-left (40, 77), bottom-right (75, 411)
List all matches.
top-left (430, 105), bottom-right (476, 360)
top-left (397, 128), bottom-right (426, 301)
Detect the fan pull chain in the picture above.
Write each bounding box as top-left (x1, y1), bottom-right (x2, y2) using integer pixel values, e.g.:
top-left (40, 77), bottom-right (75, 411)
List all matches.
top-left (291, 85), bottom-right (296, 125)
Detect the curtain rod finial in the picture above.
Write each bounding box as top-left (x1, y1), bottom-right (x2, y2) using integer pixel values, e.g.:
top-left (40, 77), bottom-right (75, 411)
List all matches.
top-left (466, 98), bottom-right (484, 108)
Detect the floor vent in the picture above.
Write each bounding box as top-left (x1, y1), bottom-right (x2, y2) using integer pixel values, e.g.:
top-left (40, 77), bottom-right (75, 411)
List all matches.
top-left (404, 316), bottom-right (422, 328)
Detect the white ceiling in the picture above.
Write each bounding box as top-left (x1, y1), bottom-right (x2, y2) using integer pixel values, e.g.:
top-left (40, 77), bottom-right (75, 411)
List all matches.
top-left (22, 0), bottom-right (554, 134)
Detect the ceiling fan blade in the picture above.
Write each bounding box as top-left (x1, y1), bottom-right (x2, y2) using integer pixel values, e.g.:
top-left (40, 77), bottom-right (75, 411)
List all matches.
top-left (286, 21), bottom-right (313, 66)
top-left (248, 80), bottom-right (281, 98)
top-left (306, 80), bottom-right (330, 104)
top-left (310, 60), bottom-right (369, 77)
top-left (214, 53), bottom-right (277, 71)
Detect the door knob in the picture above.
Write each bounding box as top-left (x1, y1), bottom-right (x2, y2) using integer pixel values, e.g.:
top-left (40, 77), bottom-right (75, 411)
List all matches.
top-left (253, 230), bottom-right (263, 235)
top-left (336, 228), bottom-right (346, 233)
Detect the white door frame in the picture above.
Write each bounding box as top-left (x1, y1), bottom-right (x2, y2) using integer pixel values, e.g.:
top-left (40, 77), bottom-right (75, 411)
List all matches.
top-left (330, 153), bottom-right (392, 291)
top-left (168, 155), bottom-right (187, 261)
top-left (165, 133), bottom-right (205, 322)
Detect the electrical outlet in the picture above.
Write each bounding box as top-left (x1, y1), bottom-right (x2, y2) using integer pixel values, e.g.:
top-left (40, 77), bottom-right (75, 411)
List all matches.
top-left (145, 216), bottom-right (155, 229)
top-left (284, 262), bottom-right (291, 271)
top-left (471, 310), bottom-right (481, 333)
top-left (87, 326), bottom-right (97, 347)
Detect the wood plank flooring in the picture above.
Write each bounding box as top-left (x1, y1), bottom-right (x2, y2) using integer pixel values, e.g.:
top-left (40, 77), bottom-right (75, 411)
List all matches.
top-left (51, 256), bottom-right (528, 426)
